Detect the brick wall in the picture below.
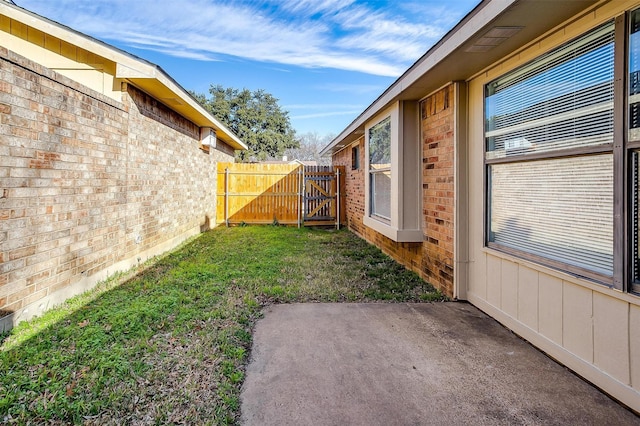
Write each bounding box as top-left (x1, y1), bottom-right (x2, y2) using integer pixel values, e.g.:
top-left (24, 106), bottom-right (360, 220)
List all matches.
top-left (333, 85), bottom-right (455, 297)
top-left (0, 48), bottom-right (233, 330)
top-left (421, 86), bottom-right (455, 297)
top-left (123, 84), bottom-right (220, 256)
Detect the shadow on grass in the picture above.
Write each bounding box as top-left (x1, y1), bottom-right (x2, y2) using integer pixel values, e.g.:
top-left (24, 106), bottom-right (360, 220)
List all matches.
top-left (0, 226), bottom-right (445, 424)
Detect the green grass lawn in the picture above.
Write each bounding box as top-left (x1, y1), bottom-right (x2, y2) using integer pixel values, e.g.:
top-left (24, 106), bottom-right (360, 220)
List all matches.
top-left (0, 226), bottom-right (444, 425)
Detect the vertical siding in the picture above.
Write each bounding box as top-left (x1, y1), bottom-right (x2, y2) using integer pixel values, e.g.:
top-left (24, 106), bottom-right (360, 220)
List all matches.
top-left (562, 283), bottom-right (594, 363)
top-left (537, 274), bottom-right (563, 345)
top-left (500, 260), bottom-right (518, 318)
top-left (517, 266), bottom-right (538, 330)
top-left (593, 293), bottom-right (630, 384)
top-left (630, 305), bottom-right (640, 389)
top-left (486, 255), bottom-right (501, 308)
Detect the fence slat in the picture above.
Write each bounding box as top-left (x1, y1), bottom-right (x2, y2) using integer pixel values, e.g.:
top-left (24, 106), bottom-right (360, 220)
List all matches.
top-left (216, 163), bottom-right (301, 225)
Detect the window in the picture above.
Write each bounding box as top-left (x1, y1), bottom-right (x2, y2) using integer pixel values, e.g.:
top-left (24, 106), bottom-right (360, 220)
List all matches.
top-left (363, 102), bottom-right (422, 242)
top-left (351, 145), bottom-right (360, 170)
top-left (632, 152), bottom-right (640, 290)
top-left (485, 21), bottom-right (616, 284)
top-left (485, 11), bottom-right (640, 294)
top-left (630, 10), bottom-right (640, 293)
top-left (369, 117), bottom-right (391, 220)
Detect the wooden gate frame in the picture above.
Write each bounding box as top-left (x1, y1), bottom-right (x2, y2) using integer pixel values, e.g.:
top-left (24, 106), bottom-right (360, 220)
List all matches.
top-left (303, 166), bottom-right (341, 228)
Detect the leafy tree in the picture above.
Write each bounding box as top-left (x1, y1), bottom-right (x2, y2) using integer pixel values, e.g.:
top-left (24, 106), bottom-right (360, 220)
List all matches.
top-left (192, 85), bottom-right (298, 161)
top-left (283, 131), bottom-right (334, 166)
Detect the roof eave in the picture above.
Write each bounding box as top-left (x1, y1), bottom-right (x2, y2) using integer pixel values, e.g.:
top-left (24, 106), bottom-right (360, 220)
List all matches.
top-left (320, 0), bottom-right (510, 157)
top-left (117, 64), bottom-right (248, 150)
top-left (320, 0), bottom-right (601, 157)
top-left (1, 1), bottom-right (247, 151)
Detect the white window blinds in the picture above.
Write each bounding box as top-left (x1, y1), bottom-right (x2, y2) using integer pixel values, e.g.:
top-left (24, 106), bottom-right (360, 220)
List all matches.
top-left (489, 155), bottom-right (613, 276)
top-left (485, 22), bottom-right (615, 279)
top-left (485, 23), bottom-right (615, 159)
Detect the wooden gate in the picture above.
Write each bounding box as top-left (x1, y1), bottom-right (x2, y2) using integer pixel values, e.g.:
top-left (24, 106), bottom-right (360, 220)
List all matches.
top-left (303, 166), bottom-right (340, 226)
top-left (216, 163), bottom-right (345, 227)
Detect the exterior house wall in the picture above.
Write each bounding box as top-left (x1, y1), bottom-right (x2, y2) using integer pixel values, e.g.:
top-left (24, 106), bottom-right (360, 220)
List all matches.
top-left (334, 138), bottom-right (423, 274)
top-left (466, 0), bottom-right (640, 411)
top-left (0, 15), bottom-right (121, 101)
top-left (421, 86), bottom-right (455, 297)
top-left (328, 0), bottom-right (640, 413)
top-left (0, 47), bottom-right (233, 331)
top-left (333, 86), bottom-right (455, 297)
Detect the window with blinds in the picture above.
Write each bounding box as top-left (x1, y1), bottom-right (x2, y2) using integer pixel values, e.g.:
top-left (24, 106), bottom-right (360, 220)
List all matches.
top-left (485, 21), bottom-right (615, 280)
top-left (633, 153), bottom-right (640, 284)
top-left (486, 22), bottom-right (615, 159)
top-left (489, 156), bottom-right (613, 276)
top-left (631, 10), bottom-right (640, 290)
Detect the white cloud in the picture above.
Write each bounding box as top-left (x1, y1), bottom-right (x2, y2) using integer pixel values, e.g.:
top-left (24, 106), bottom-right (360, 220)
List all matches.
top-left (17, 0), bottom-right (468, 77)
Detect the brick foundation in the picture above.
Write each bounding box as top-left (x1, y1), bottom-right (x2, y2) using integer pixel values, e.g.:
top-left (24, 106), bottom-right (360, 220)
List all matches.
top-left (0, 47), bottom-right (234, 328)
top-left (333, 85), bottom-right (455, 297)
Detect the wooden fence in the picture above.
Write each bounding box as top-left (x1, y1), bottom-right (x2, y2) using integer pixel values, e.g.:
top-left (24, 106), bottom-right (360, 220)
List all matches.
top-left (216, 163), bottom-right (345, 227)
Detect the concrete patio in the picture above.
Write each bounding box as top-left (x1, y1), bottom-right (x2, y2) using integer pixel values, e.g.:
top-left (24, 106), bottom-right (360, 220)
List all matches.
top-left (241, 303), bottom-right (639, 425)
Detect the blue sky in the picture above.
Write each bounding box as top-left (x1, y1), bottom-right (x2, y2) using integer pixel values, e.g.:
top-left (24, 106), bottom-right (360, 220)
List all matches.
top-left (16, 0), bottom-right (479, 138)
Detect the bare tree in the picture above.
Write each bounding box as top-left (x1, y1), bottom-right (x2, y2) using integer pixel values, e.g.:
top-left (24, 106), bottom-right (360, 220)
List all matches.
top-left (282, 132), bottom-right (335, 165)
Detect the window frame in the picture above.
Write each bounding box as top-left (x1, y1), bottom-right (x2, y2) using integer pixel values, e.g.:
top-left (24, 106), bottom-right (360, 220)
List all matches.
top-left (365, 108), bottom-right (395, 229)
top-left (483, 16), bottom-right (638, 292)
top-left (368, 116), bottom-right (392, 222)
top-left (363, 102), bottom-right (423, 243)
top-left (351, 145), bottom-right (360, 170)
top-left (627, 10), bottom-right (640, 294)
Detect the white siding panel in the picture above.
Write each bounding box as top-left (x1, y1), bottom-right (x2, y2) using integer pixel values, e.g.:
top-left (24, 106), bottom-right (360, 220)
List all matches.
top-left (593, 293), bottom-right (630, 384)
top-left (630, 304), bottom-right (640, 389)
top-left (518, 266), bottom-right (539, 331)
top-left (562, 283), bottom-right (593, 363)
top-left (501, 259), bottom-right (519, 318)
top-left (486, 255), bottom-right (502, 308)
top-left (538, 273), bottom-right (563, 345)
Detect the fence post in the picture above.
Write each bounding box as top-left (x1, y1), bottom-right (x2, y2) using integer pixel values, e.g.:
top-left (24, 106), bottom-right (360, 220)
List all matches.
top-left (298, 167), bottom-right (303, 228)
top-left (225, 167), bottom-right (229, 227)
top-left (335, 168), bottom-right (340, 230)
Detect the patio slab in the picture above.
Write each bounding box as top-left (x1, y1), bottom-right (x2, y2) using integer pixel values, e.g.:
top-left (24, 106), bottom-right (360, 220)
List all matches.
top-left (240, 302), bottom-right (639, 425)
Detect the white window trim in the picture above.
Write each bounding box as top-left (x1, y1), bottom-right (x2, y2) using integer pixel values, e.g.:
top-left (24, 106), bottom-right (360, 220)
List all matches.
top-left (364, 102), bottom-right (422, 242)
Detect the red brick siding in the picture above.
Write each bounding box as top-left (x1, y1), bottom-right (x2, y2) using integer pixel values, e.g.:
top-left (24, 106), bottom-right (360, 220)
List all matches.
top-left (333, 85), bottom-right (455, 297)
top-left (421, 86), bottom-right (455, 297)
top-left (0, 47), bottom-right (233, 321)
